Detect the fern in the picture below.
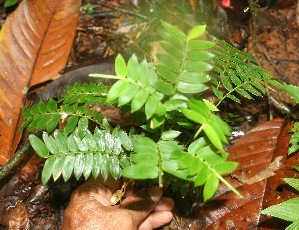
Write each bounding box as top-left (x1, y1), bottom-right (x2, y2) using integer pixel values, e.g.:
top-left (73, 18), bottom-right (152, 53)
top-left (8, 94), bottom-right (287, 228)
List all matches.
top-left (24, 21), bottom-right (285, 201)
top-left (284, 84), bottom-right (299, 155)
top-left (288, 123), bottom-right (299, 155)
top-left (21, 99), bottom-right (61, 133)
top-left (87, 22), bottom-right (240, 200)
top-left (59, 82), bottom-right (109, 105)
top-left (211, 40), bottom-right (285, 105)
top-left (90, 22), bottom-right (214, 129)
top-left (21, 82), bottom-right (109, 134)
top-left (119, 135), bottom-right (238, 201)
top-left (29, 118), bottom-right (131, 184)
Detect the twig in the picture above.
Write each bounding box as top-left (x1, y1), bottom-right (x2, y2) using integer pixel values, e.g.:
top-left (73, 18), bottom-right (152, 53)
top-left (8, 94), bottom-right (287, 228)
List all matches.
top-left (263, 50), bottom-right (290, 84)
top-left (97, 2), bottom-right (148, 20)
top-left (268, 95), bottom-right (291, 115)
top-left (0, 141), bottom-right (31, 182)
top-left (271, 58), bottom-right (299, 63)
top-left (92, 11), bottom-right (117, 19)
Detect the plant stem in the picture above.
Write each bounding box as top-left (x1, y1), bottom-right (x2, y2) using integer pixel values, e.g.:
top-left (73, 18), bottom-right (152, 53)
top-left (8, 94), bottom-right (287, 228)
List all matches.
top-left (0, 141), bottom-right (31, 182)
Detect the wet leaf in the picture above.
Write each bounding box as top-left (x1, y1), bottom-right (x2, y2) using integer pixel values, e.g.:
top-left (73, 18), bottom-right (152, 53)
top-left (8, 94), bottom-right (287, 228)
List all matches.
top-left (145, 95), bottom-right (159, 119)
top-left (153, 79), bottom-right (174, 96)
top-left (41, 157), bottom-right (56, 184)
top-left (8, 202), bottom-right (29, 230)
top-left (29, 134), bottom-right (49, 158)
top-left (192, 118), bottom-right (299, 229)
top-left (118, 83), bottom-right (139, 106)
top-left (161, 130), bottom-right (181, 140)
top-left (177, 81), bottom-right (208, 94)
top-left (43, 132), bottom-right (59, 155)
top-left (65, 115), bottom-right (79, 134)
top-left (62, 155), bottom-right (75, 182)
top-left (74, 153), bottom-right (84, 179)
top-left (0, 0), bottom-right (81, 165)
top-left (83, 152), bottom-right (93, 180)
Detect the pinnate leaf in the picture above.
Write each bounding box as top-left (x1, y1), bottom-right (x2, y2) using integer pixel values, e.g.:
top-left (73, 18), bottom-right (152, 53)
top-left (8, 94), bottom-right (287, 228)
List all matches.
top-left (187, 25), bottom-right (206, 40)
top-left (161, 21), bottom-right (187, 43)
top-left (29, 134), bottom-right (49, 158)
top-left (106, 80), bottom-right (128, 103)
top-left (65, 115), bottom-right (79, 134)
top-left (41, 157), bottom-right (56, 184)
top-left (131, 89), bottom-right (149, 112)
top-left (127, 54), bottom-right (140, 80)
top-left (203, 173), bottom-right (219, 200)
top-left (122, 164), bottom-right (159, 179)
top-left (115, 54), bottom-right (127, 77)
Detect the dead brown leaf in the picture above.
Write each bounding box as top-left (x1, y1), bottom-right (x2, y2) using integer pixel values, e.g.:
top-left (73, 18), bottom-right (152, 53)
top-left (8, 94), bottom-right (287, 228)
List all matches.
top-left (191, 118), bottom-right (299, 229)
top-left (0, 0), bottom-right (81, 165)
top-left (8, 202), bottom-right (30, 230)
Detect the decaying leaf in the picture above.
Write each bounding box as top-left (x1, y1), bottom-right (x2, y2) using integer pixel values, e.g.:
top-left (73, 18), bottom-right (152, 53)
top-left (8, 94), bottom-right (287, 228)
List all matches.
top-left (233, 156), bottom-right (283, 184)
top-left (110, 182), bottom-right (128, 206)
top-left (0, 0), bottom-right (81, 165)
top-left (8, 202), bottom-right (30, 230)
top-left (191, 118), bottom-right (299, 229)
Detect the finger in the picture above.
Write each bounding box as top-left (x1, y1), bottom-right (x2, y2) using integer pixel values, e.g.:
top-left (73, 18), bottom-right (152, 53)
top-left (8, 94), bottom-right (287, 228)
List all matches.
top-left (120, 186), bottom-right (163, 226)
top-left (153, 197), bottom-right (174, 212)
top-left (138, 210), bottom-right (173, 230)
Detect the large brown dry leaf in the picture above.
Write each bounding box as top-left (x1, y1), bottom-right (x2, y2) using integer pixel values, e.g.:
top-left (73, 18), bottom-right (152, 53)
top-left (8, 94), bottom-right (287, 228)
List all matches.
top-left (191, 118), bottom-right (299, 229)
top-left (0, 0), bottom-right (81, 165)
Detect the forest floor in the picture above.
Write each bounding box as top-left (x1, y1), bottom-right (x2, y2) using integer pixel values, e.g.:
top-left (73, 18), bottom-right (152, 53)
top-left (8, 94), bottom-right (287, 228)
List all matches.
top-left (0, 0), bottom-right (298, 229)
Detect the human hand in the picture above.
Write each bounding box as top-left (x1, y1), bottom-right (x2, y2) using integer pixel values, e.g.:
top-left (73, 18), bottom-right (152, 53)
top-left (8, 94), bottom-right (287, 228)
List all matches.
top-left (62, 176), bottom-right (174, 230)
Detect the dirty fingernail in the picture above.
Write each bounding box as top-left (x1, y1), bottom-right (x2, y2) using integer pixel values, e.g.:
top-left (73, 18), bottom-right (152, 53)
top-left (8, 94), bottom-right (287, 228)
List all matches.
top-left (148, 186), bottom-right (162, 202)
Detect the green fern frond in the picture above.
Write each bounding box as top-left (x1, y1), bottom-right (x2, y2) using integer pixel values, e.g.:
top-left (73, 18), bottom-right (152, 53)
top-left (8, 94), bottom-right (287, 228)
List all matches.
top-left (181, 99), bottom-right (231, 150)
top-left (186, 137), bottom-right (239, 200)
top-left (23, 22), bottom-right (245, 200)
top-left (90, 22), bottom-right (215, 129)
top-left (122, 135), bottom-right (238, 201)
top-left (21, 83), bottom-right (108, 133)
top-left (262, 197), bottom-right (299, 222)
top-left (288, 126), bottom-right (299, 155)
top-left (286, 222), bottom-right (299, 230)
top-left (122, 136), bottom-right (161, 181)
top-left (157, 22), bottom-right (213, 96)
top-left (21, 99), bottom-right (61, 133)
top-left (29, 118), bottom-right (132, 184)
top-left (288, 117), bottom-right (299, 155)
top-left (284, 84), bottom-right (299, 104)
top-left (211, 40), bottom-right (284, 105)
top-left (91, 54), bottom-right (166, 125)
top-left (59, 82), bottom-right (109, 105)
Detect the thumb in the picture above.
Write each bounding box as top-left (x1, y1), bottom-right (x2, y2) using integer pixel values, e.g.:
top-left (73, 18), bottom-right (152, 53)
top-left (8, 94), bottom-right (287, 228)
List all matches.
top-left (120, 186), bottom-right (163, 226)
